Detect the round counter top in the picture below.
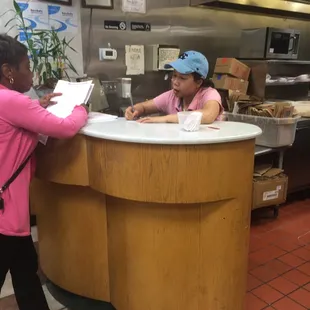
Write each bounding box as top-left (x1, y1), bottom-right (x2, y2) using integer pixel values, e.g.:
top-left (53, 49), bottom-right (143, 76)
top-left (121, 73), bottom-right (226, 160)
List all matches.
top-left (80, 118), bottom-right (261, 145)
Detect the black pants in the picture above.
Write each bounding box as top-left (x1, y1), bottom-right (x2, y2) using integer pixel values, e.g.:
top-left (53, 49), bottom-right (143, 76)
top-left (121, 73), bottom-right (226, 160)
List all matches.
top-left (0, 234), bottom-right (49, 310)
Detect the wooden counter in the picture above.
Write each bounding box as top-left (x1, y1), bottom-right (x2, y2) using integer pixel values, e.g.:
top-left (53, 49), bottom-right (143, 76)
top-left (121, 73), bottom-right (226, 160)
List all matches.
top-left (30, 119), bottom-right (261, 310)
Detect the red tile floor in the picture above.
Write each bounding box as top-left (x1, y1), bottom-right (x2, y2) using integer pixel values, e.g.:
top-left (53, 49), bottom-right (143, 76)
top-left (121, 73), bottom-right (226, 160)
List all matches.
top-left (247, 198), bottom-right (310, 309)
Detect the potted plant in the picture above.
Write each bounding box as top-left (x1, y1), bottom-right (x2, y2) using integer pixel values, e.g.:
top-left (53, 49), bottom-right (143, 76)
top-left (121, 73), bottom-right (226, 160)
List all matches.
top-left (3, 0), bottom-right (78, 95)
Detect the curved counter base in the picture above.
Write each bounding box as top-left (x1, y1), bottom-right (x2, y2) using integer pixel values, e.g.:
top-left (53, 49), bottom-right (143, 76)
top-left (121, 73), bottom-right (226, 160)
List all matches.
top-left (30, 129), bottom-right (256, 310)
top-left (46, 281), bottom-right (114, 310)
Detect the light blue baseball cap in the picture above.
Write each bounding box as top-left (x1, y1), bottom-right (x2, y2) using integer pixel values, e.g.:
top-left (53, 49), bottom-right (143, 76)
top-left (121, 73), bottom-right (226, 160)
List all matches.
top-left (164, 50), bottom-right (209, 79)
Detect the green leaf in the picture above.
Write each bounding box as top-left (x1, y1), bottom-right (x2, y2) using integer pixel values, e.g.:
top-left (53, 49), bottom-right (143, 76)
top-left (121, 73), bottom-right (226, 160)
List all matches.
top-left (46, 62), bottom-right (52, 76)
top-left (5, 24), bottom-right (16, 34)
top-left (67, 45), bottom-right (77, 53)
top-left (5, 17), bottom-right (17, 28)
top-left (0, 9), bottom-right (15, 19)
top-left (43, 71), bottom-right (47, 85)
top-left (37, 63), bottom-right (44, 75)
top-left (66, 37), bottom-right (75, 45)
top-left (47, 44), bottom-right (60, 53)
top-left (13, 0), bottom-right (22, 15)
top-left (52, 69), bottom-right (61, 80)
top-left (64, 70), bottom-right (70, 81)
top-left (66, 60), bottom-right (78, 75)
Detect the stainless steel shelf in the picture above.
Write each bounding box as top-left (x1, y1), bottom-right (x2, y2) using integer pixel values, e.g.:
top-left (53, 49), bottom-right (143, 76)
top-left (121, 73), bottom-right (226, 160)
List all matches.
top-left (266, 80), bottom-right (310, 86)
top-left (239, 59), bottom-right (310, 65)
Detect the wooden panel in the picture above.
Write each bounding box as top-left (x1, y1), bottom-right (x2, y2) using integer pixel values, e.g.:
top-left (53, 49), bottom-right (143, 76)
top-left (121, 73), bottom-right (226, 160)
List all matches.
top-left (35, 135), bottom-right (89, 186)
top-left (30, 179), bottom-right (110, 301)
top-left (107, 195), bottom-right (252, 310)
top-left (31, 134), bottom-right (256, 309)
top-left (87, 138), bottom-right (255, 203)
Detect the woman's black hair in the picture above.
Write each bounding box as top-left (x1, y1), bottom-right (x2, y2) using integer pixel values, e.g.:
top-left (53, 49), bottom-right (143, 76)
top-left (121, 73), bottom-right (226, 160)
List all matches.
top-left (0, 34), bottom-right (28, 76)
top-left (192, 72), bottom-right (215, 88)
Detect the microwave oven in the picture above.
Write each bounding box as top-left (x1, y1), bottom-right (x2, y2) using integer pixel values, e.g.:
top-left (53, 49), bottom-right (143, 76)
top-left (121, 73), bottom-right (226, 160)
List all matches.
top-left (239, 27), bottom-right (300, 60)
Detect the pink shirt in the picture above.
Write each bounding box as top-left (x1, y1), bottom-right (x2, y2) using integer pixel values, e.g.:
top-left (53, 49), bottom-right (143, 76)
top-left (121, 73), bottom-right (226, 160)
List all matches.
top-left (0, 85), bottom-right (88, 237)
top-left (153, 87), bottom-right (222, 115)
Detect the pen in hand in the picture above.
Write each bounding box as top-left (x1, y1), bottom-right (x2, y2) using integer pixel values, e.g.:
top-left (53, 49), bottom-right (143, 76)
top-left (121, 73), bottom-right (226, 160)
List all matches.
top-left (129, 95), bottom-right (138, 120)
top-left (129, 94), bottom-right (135, 113)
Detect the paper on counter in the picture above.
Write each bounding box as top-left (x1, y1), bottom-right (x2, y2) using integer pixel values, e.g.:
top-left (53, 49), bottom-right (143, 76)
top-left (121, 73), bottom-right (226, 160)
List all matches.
top-left (87, 112), bottom-right (118, 124)
top-left (122, 0), bottom-right (146, 14)
top-left (125, 45), bottom-right (144, 75)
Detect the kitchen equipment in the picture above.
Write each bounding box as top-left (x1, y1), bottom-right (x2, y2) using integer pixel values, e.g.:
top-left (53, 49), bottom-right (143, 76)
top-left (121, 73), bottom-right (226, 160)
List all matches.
top-left (239, 28), bottom-right (300, 60)
top-left (101, 80), bottom-right (117, 94)
top-left (100, 78), bottom-right (135, 116)
top-left (76, 77), bottom-right (105, 112)
top-left (100, 80), bottom-right (119, 113)
top-left (116, 78), bottom-right (132, 98)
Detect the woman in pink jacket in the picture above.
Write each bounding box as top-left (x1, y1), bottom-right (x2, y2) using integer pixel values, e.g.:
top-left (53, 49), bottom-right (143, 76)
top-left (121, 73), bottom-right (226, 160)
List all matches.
top-left (0, 34), bottom-right (88, 309)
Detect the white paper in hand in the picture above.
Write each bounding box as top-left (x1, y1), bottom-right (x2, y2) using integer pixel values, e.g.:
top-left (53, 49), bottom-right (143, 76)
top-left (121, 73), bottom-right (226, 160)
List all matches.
top-left (47, 80), bottom-right (94, 118)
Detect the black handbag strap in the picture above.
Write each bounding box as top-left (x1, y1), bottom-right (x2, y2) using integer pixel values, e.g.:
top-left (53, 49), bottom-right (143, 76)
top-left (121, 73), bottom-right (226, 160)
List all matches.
top-left (0, 154), bottom-right (32, 194)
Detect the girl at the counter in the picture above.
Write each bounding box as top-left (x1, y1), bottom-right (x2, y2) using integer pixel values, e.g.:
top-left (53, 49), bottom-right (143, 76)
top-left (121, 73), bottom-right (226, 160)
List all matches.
top-left (125, 50), bottom-right (222, 123)
top-left (0, 34), bottom-right (88, 309)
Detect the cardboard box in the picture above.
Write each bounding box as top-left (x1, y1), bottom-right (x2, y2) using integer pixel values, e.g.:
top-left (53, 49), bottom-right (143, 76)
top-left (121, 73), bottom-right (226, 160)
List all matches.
top-left (214, 58), bottom-right (251, 80)
top-left (213, 74), bottom-right (249, 94)
top-left (252, 174), bottom-right (288, 210)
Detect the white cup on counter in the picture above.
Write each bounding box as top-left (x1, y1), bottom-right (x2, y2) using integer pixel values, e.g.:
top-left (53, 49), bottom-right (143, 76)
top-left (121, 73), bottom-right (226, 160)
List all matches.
top-left (177, 111), bottom-right (203, 132)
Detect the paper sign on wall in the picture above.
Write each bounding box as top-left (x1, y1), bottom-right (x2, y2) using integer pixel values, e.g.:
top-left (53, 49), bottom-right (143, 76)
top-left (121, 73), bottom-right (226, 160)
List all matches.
top-left (17, 1), bottom-right (49, 30)
top-left (16, 2), bottom-right (78, 33)
top-left (122, 0), bottom-right (146, 14)
top-left (48, 5), bottom-right (78, 33)
top-left (125, 45), bottom-right (144, 75)
top-left (158, 48), bottom-right (180, 70)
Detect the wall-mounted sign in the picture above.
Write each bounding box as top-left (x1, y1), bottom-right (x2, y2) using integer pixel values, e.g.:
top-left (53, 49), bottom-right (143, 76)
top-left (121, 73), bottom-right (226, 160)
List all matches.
top-left (122, 0), bottom-right (146, 14)
top-left (104, 20), bottom-right (127, 31)
top-left (131, 22), bottom-right (151, 32)
top-left (82, 0), bottom-right (113, 9)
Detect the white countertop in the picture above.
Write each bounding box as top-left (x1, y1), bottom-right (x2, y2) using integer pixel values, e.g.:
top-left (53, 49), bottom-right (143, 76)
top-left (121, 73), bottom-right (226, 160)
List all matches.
top-left (80, 118), bottom-right (262, 145)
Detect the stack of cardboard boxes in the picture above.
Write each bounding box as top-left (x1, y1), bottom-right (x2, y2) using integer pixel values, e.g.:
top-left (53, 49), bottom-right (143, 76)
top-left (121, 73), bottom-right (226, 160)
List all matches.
top-left (213, 58), bottom-right (251, 94)
top-left (252, 165), bottom-right (288, 210)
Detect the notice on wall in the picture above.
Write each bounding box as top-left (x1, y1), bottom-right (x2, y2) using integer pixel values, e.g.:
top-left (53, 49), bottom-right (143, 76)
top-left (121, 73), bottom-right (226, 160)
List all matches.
top-left (17, 1), bottom-right (49, 30)
top-left (125, 45), bottom-right (144, 75)
top-left (48, 5), bottom-right (78, 33)
top-left (122, 0), bottom-right (146, 14)
top-left (158, 48), bottom-right (180, 70)
top-left (16, 2), bottom-right (78, 33)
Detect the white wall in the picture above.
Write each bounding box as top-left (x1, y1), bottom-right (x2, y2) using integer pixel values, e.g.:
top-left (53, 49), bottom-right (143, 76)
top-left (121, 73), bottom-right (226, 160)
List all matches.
top-left (0, 0), bottom-right (84, 77)
top-left (0, 0), bottom-right (18, 37)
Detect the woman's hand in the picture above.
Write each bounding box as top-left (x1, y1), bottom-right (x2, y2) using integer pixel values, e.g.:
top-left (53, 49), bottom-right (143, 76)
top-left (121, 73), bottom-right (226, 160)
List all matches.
top-left (137, 116), bottom-right (168, 123)
top-left (39, 92), bottom-right (62, 108)
top-left (125, 104), bottom-right (144, 120)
